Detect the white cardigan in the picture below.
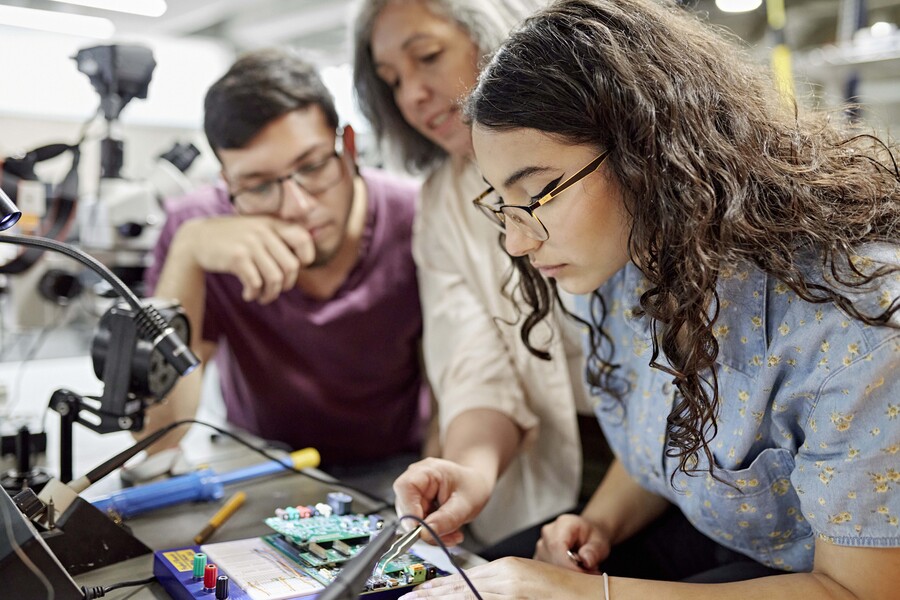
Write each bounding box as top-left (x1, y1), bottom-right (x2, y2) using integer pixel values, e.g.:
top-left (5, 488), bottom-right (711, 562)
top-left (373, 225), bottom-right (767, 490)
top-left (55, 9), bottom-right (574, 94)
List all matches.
top-left (413, 155), bottom-right (590, 545)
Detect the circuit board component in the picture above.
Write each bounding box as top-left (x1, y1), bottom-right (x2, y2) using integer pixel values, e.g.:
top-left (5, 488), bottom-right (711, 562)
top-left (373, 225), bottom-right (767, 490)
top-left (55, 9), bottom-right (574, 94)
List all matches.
top-left (262, 504), bottom-right (443, 593)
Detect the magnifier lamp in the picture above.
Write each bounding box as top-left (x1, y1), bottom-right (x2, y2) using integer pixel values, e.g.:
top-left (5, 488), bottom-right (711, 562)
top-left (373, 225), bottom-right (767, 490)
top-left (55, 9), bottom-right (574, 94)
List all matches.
top-left (0, 185), bottom-right (201, 574)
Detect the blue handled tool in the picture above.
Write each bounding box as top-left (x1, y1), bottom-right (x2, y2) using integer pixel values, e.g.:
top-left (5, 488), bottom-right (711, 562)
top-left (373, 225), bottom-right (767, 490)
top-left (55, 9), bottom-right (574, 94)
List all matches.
top-left (90, 447), bottom-right (320, 518)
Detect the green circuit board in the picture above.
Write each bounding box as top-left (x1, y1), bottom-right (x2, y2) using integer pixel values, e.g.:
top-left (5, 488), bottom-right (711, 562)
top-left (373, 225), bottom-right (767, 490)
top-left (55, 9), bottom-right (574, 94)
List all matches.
top-left (262, 504), bottom-right (444, 593)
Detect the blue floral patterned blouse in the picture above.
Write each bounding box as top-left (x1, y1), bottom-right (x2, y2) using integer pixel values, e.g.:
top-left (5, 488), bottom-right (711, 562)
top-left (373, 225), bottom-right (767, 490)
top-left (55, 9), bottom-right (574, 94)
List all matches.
top-left (576, 248), bottom-right (900, 572)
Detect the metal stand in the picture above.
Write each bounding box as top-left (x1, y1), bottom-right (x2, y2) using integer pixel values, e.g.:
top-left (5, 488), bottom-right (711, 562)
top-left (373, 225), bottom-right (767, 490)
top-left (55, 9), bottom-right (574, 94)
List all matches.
top-left (52, 384), bottom-right (148, 483)
top-left (52, 389), bottom-right (99, 485)
top-left (0, 426), bottom-right (51, 493)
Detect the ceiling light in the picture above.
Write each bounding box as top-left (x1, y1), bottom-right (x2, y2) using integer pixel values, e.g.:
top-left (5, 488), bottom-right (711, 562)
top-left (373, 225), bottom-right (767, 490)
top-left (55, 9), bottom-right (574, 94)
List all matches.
top-left (715, 0), bottom-right (763, 13)
top-left (49, 0), bottom-right (168, 18)
top-left (0, 5), bottom-right (114, 38)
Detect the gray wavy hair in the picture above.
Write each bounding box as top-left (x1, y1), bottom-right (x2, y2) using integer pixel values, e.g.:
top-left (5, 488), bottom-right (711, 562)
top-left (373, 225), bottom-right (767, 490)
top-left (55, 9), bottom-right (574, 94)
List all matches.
top-left (352, 0), bottom-right (544, 173)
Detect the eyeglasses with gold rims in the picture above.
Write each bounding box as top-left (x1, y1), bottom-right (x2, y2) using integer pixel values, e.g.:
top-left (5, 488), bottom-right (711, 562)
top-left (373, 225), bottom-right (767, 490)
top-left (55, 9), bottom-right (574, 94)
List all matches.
top-left (229, 129), bottom-right (346, 216)
top-left (472, 149), bottom-right (611, 242)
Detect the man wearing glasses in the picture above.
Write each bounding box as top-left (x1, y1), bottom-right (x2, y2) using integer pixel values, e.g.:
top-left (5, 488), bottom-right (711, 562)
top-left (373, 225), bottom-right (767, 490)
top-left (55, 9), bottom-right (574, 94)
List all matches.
top-left (141, 48), bottom-right (427, 497)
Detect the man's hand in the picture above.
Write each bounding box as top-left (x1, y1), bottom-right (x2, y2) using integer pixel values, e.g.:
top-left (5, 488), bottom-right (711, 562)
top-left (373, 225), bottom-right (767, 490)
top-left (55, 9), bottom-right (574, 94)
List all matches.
top-left (393, 457), bottom-right (494, 547)
top-left (176, 215), bottom-right (315, 303)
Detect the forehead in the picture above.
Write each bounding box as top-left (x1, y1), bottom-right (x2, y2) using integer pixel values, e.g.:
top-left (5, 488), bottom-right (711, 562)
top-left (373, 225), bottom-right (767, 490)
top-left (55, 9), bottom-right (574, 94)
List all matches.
top-left (220, 106), bottom-right (334, 180)
top-left (472, 126), bottom-right (562, 182)
top-left (370, 1), bottom-right (466, 62)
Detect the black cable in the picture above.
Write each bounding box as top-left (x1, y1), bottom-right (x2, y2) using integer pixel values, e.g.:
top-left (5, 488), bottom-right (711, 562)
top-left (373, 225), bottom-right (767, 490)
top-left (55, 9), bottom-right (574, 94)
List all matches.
top-left (103, 575), bottom-right (156, 592)
top-left (90, 418), bottom-right (391, 512)
top-left (184, 419), bottom-right (393, 511)
top-left (398, 514), bottom-right (484, 600)
top-left (81, 575), bottom-right (155, 599)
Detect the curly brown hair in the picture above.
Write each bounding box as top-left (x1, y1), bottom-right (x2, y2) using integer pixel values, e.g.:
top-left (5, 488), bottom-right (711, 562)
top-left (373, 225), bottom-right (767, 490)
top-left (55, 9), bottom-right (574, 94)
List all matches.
top-left (466, 0), bottom-right (900, 482)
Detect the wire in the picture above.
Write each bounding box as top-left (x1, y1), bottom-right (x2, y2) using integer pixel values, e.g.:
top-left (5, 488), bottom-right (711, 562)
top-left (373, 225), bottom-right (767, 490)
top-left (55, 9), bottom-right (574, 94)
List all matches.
top-left (397, 514), bottom-right (483, 600)
top-left (0, 306), bottom-right (73, 437)
top-left (103, 575), bottom-right (156, 592)
top-left (96, 418), bottom-right (392, 512)
top-left (6, 307), bottom-right (69, 416)
top-left (80, 575), bottom-right (155, 599)
top-left (0, 327), bottom-right (31, 361)
top-left (183, 419), bottom-right (393, 511)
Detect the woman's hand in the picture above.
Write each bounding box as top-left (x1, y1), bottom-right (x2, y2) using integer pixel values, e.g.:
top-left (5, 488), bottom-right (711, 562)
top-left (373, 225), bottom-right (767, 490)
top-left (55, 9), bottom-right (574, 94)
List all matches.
top-left (393, 457), bottom-right (494, 546)
top-left (533, 513), bottom-right (612, 573)
top-left (397, 557), bottom-right (605, 599)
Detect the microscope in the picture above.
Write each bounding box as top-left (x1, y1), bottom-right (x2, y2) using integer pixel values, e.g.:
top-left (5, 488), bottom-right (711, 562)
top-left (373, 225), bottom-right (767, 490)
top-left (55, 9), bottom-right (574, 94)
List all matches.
top-left (0, 43), bottom-right (199, 328)
top-left (0, 44), bottom-right (199, 496)
top-left (73, 44), bottom-right (199, 294)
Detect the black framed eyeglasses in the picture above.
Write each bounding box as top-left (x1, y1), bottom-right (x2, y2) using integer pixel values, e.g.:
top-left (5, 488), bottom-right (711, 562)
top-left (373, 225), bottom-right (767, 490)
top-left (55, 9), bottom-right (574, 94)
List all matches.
top-left (229, 129), bottom-right (346, 216)
top-left (472, 149), bottom-right (611, 242)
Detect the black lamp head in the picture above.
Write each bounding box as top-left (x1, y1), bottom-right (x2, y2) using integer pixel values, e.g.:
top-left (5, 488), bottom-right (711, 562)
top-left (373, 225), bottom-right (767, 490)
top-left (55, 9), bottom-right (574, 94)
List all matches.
top-left (0, 186), bottom-right (22, 231)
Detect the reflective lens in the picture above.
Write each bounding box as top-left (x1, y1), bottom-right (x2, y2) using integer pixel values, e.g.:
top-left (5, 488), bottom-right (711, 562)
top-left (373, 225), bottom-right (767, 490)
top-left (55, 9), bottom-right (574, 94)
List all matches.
top-left (474, 190), bottom-right (548, 241)
top-left (233, 154), bottom-right (343, 215)
top-left (501, 206), bottom-right (547, 241)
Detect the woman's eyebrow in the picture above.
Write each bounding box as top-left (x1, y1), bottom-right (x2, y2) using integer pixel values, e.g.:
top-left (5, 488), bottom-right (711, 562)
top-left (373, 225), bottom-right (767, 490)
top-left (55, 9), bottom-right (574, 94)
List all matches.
top-left (503, 165), bottom-right (554, 189)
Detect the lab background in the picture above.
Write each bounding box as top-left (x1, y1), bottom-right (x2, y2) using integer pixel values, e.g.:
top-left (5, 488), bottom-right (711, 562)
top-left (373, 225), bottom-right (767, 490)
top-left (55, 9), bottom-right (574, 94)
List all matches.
top-left (0, 0), bottom-right (899, 537)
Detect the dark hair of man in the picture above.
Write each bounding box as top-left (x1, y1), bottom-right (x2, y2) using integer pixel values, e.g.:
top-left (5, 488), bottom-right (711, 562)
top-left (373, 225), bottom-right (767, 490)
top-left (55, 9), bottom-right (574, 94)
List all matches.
top-left (204, 47), bottom-right (340, 155)
top-left (466, 0), bottom-right (900, 483)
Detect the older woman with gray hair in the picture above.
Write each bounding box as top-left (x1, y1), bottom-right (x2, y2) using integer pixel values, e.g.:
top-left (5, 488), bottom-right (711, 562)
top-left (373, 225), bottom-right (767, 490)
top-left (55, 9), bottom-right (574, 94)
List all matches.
top-left (353, 0), bottom-right (609, 548)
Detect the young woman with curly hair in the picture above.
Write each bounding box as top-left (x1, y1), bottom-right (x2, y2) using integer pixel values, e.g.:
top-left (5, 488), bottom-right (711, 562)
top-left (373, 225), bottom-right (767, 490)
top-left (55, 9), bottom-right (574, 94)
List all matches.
top-left (398, 0), bottom-right (900, 597)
